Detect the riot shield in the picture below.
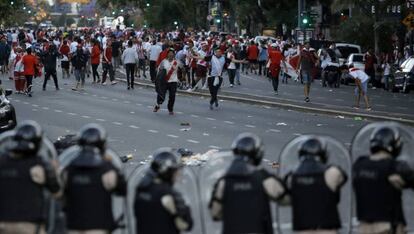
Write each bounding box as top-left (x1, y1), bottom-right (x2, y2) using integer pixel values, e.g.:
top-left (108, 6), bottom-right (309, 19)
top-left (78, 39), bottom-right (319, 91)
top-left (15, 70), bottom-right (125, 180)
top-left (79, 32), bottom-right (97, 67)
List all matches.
top-left (0, 131), bottom-right (58, 234)
top-left (351, 122), bottom-right (414, 233)
top-left (277, 135), bottom-right (352, 234)
top-left (57, 146), bottom-right (125, 233)
top-left (198, 151), bottom-right (279, 234)
top-left (127, 164), bottom-right (201, 234)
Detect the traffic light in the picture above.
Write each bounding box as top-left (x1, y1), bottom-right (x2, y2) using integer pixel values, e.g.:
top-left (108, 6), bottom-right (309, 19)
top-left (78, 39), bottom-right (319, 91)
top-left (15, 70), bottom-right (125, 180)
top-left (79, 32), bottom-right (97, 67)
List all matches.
top-left (300, 11), bottom-right (311, 28)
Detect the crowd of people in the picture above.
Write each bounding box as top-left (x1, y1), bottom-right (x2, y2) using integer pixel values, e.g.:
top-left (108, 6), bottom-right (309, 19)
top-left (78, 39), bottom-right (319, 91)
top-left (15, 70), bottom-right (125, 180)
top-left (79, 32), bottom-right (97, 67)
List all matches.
top-left (0, 27), bottom-right (410, 112)
top-left (0, 120), bottom-right (412, 234)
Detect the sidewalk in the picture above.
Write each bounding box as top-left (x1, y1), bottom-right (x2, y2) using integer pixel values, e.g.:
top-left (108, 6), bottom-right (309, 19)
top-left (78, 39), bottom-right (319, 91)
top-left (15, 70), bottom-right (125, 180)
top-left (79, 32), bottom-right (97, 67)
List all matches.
top-left (116, 69), bottom-right (414, 125)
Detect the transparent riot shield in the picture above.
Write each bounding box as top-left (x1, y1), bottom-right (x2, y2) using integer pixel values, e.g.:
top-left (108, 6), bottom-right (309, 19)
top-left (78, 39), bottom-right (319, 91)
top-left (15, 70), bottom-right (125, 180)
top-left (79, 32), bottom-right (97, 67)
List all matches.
top-left (351, 122), bottom-right (414, 233)
top-left (277, 135), bottom-right (352, 234)
top-left (58, 146), bottom-right (125, 233)
top-left (0, 131), bottom-right (58, 234)
top-left (198, 151), bottom-right (279, 234)
top-left (127, 164), bottom-right (201, 234)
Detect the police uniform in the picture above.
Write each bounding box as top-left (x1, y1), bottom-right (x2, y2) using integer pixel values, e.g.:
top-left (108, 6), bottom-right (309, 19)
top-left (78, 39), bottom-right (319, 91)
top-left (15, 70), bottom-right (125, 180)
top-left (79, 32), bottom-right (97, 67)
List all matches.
top-left (61, 149), bottom-right (126, 234)
top-left (209, 157), bottom-right (285, 234)
top-left (353, 152), bottom-right (414, 234)
top-left (285, 158), bottom-right (347, 234)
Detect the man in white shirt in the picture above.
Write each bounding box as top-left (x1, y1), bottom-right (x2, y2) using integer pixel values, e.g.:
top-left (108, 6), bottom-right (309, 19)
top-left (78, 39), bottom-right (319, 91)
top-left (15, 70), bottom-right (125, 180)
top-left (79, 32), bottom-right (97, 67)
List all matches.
top-left (208, 48), bottom-right (226, 110)
top-left (122, 40), bottom-right (139, 90)
top-left (149, 40), bottom-right (162, 82)
top-left (153, 48), bottom-right (182, 115)
top-left (348, 64), bottom-right (371, 110)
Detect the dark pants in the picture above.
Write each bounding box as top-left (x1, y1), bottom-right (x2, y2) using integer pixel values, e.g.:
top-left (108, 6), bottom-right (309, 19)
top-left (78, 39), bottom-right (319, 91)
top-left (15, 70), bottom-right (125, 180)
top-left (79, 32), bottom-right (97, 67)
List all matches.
top-left (157, 82), bottom-right (177, 112)
top-left (258, 60), bottom-right (266, 75)
top-left (43, 69), bottom-right (59, 89)
top-left (208, 76), bottom-right (223, 105)
top-left (92, 64), bottom-right (100, 82)
top-left (125, 63), bottom-right (135, 87)
top-left (228, 69), bottom-right (236, 85)
top-left (25, 75), bottom-right (33, 93)
top-left (149, 61), bottom-right (157, 82)
top-left (271, 75), bottom-right (279, 91)
top-left (102, 63), bottom-right (114, 83)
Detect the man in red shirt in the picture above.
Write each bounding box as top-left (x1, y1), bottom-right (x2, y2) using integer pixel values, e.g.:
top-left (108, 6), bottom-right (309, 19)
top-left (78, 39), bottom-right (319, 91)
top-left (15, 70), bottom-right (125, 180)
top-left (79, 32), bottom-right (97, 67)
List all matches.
top-left (101, 40), bottom-right (117, 85)
top-left (59, 40), bottom-right (70, 79)
top-left (268, 44), bottom-right (287, 95)
top-left (21, 47), bottom-right (37, 97)
top-left (247, 41), bottom-right (259, 74)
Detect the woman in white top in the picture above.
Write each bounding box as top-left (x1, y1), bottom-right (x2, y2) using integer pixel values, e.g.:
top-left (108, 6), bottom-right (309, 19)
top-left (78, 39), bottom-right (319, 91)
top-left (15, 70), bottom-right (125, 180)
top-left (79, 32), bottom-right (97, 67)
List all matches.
top-left (153, 48), bottom-right (182, 115)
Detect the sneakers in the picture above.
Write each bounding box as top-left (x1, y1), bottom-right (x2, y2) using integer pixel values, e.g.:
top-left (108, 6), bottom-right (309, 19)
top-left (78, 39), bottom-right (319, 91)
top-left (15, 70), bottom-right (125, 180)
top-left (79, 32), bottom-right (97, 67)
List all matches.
top-left (153, 105), bottom-right (160, 112)
top-left (111, 81), bottom-right (118, 85)
top-left (230, 84), bottom-right (234, 88)
top-left (56, 87), bottom-right (60, 91)
top-left (209, 104), bottom-right (214, 110)
top-left (127, 86), bottom-right (130, 90)
top-left (169, 111), bottom-right (174, 115)
top-left (274, 91), bottom-right (278, 95)
top-left (42, 87), bottom-right (46, 91)
top-left (366, 107), bottom-right (372, 111)
top-left (102, 82), bottom-right (107, 86)
top-left (305, 97), bottom-right (310, 103)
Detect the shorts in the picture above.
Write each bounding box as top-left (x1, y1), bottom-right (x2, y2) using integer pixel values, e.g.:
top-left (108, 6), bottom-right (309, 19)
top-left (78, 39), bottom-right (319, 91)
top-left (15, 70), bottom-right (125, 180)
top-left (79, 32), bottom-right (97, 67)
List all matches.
top-left (355, 80), bottom-right (368, 95)
top-left (61, 61), bottom-right (69, 69)
top-left (301, 70), bottom-right (312, 84)
top-left (196, 65), bottom-right (207, 78)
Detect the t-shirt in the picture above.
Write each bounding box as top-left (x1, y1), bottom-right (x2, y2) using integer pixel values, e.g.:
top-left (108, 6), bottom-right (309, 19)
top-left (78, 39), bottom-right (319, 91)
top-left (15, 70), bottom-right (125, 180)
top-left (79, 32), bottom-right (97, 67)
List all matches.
top-left (22, 54), bottom-right (37, 76)
top-left (159, 59), bottom-right (181, 83)
top-left (149, 44), bottom-right (162, 61)
top-left (349, 68), bottom-right (369, 83)
top-left (247, 45), bottom-right (259, 60)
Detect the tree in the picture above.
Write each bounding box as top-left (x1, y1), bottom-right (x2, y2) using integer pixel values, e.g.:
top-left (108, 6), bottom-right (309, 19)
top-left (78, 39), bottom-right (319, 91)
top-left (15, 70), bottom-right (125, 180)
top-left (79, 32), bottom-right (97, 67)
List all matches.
top-left (0, 0), bottom-right (26, 25)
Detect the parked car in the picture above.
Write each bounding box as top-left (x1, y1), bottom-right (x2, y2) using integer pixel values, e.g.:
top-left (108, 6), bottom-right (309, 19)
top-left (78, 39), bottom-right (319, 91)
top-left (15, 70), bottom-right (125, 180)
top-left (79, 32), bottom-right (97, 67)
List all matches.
top-left (390, 57), bottom-right (414, 93)
top-left (0, 87), bottom-right (16, 134)
top-left (335, 43), bottom-right (362, 65)
top-left (254, 36), bottom-right (277, 44)
top-left (342, 53), bottom-right (365, 85)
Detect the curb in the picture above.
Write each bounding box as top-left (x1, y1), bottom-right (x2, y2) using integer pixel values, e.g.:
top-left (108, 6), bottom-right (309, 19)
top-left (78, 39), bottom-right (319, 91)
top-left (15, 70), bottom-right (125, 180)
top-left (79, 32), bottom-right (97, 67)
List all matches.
top-left (115, 76), bottom-right (414, 126)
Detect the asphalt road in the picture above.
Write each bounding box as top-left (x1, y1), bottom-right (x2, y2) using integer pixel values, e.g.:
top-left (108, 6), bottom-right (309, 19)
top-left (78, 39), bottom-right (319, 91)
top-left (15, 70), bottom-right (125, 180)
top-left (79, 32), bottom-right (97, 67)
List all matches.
top-left (1, 70), bottom-right (413, 233)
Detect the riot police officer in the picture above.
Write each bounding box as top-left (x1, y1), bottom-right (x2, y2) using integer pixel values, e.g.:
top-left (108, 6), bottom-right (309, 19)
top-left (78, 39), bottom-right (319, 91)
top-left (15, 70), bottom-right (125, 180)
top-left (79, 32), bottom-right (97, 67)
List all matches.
top-left (284, 137), bottom-right (347, 233)
top-left (353, 126), bottom-right (414, 234)
top-left (134, 147), bottom-right (193, 234)
top-left (0, 121), bottom-right (60, 234)
top-left (209, 133), bottom-right (286, 234)
top-left (60, 124), bottom-right (126, 234)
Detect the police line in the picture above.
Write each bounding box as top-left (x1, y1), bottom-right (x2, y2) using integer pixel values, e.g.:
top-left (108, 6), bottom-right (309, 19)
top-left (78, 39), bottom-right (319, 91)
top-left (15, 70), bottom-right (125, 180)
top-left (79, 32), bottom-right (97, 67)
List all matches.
top-left (0, 121), bottom-right (413, 234)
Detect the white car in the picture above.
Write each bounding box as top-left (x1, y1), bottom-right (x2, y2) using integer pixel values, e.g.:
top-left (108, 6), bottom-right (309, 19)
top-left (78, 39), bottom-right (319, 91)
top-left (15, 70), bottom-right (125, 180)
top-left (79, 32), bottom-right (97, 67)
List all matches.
top-left (346, 53), bottom-right (365, 70)
top-left (254, 36), bottom-right (277, 44)
top-left (335, 43), bottom-right (361, 65)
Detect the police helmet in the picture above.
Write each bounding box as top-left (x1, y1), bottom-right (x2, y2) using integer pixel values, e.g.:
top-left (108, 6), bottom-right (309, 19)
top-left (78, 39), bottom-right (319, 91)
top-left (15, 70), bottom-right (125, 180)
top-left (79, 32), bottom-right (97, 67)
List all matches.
top-left (370, 126), bottom-right (402, 158)
top-left (231, 133), bottom-right (264, 166)
top-left (298, 138), bottom-right (327, 163)
top-left (77, 123), bottom-right (107, 152)
top-left (12, 120), bottom-right (43, 155)
top-left (151, 147), bottom-right (182, 184)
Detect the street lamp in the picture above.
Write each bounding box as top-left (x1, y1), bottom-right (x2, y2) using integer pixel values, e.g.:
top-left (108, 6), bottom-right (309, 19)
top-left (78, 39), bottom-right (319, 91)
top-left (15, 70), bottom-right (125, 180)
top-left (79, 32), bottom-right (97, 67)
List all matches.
top-left (112, 11), bottom-right (116, 15)
top-left (120, 9), bottom-right (124, 13)
top-left (174, 21), bottom-right (178, 25)
top-left (146, 3), bottom-right (150, 7)
top-left (10, 1), bottom-right (14, 5)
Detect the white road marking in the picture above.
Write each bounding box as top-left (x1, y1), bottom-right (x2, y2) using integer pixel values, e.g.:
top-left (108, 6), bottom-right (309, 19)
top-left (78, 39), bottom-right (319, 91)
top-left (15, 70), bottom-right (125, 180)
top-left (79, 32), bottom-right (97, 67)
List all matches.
top-left (176, 111), bottom-right (183, 114)
top-left (374, 104), bottom-right (386, 107)
top-left (167, 134), bottom-right (179, 138)
top-left (123, 101), bottom-right (131, 104)
top-left (96, 119), bottom-right (106, 122)
top-left (293, 133), bottom-right (302, 136)
top-left (14, 99), bottom-right (20, 102)
top-left (42, 107), bottom-right (49, 110)
top-left (268, 129), bottom-right (281, 133)
top-left (54, 110), bottom-right (63, 113)
top-left (32, 104), bottom-right (38, 107)
top-left (187, 139), bottom-right (200, 144)
top-left (92, 94), bottom-right (97, 97)
top-left (101, 96), bottom-right (108, 99)
top-left (209, 145), bottom-right (221, 149)
top-left (147, 129), bottom-right (159, 133)
top-left (136, 103), bottom-right (143, 106)
top-left (112, 122), bottom-right (123, 125)
top-left (68, 113), bottom-right (77, 116)
top-left (206, 117), bottom-right (216, 121)
top-left (81, 115), bottom-right (91, 119)
top-left (224, 121), bottom-right (234, 124)
top-left (191, 114), bottom-right (199, 118)
top-left (129, 125), bottom-right (140, 129)
top-left (147, 106), bottom-right (153, 109)
top-left (23, 102), bottom-right (29, 104)
top-left (130, 112), bottom-right (135, 114)
top-left (32, 109), bottom-right (38, 111)
top-left (112, 98), bottom-right (118, 101)
top-left (396, 106), bottom-right (408, 110)
top-left (245, 124), bottom-right (256, 128)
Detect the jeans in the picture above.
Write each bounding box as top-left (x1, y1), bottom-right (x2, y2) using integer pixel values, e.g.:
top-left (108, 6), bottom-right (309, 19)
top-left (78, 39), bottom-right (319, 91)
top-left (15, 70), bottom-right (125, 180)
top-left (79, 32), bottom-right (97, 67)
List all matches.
top-left (258, 60), bottom-right (266, 75)
top-left (125, 63), bottom-right (135, 87)
top-left (149, 60), bottom-right (157, 82)
top-left (235, 68), bottom-right (240, 84)
top-left (102, 63), bottom-right (114, 83)
top-left (228, 69), bottom-right (236, 85)
top-left (208, 76), bottom-right (223, 105)
top-left (271, 75), bottom-right (279, 91)
top-left (92, 64), bottom-right (100, 82)
top-left (383, 75), bottom-right (390, 90)
top-left (112, 56), bottom-right (121, 69)
top-left (43, 69), bottom-right (59, 89)
top-left (25, 75), bottom-right (33, 93)
top-left (74, 69), bottom-right (85, 84)
top-left (157, 82), bottom-right (177, 112)
top-left (137, 59), bottom-right (146, 77)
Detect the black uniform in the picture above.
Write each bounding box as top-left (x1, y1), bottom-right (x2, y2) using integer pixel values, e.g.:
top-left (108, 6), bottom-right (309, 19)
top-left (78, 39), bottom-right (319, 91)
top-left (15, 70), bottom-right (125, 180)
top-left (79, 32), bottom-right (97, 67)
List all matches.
top-left (288, 158), bottom-right (346, 231)
top-left (134, 173), bottom-right (193, 234)
top-left (210, 158), bottom-right (276, 234)
top-left (353, 156), bottom-right (414, 227)
top-left (41, 46), bottom-right (60, 90)
top-left (63, 149), bottom-right (126, 231)
top-left (0, 154), bottom-right (59, 223)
